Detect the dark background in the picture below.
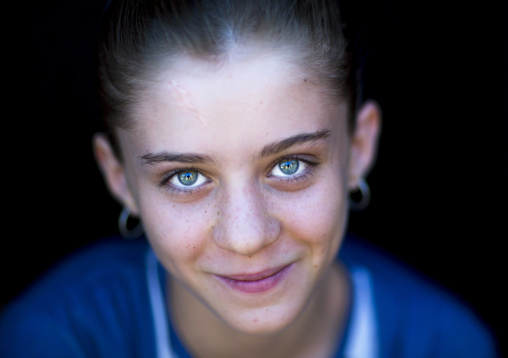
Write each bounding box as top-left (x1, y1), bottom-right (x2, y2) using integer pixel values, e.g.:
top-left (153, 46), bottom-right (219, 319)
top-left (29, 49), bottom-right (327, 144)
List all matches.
top-left (5, 0), bottom-right (507, 355)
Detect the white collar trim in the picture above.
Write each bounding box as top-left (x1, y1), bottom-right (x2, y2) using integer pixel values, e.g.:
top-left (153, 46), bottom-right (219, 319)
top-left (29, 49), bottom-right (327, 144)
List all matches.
top-left (343, 266), bottom-right (379, 358)
top-left (146, 249), bottom-right (174, 358)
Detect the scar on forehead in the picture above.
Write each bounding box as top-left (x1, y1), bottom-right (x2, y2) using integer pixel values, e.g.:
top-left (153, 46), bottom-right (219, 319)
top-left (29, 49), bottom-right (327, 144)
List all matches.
top-left (169, 79), bottom-right (206, 124)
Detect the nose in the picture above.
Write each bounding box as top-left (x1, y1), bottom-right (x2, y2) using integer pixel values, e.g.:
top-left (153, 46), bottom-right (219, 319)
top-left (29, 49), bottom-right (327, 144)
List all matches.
top-left (212, 183), bottom-right (281, 256)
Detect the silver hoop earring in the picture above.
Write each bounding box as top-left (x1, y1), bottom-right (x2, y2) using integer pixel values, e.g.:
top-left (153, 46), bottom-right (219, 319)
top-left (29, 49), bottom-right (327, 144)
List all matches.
top-left (349, 178), bottom-right (371, 211)
top-left (118, 207), bottom-right (144, 240)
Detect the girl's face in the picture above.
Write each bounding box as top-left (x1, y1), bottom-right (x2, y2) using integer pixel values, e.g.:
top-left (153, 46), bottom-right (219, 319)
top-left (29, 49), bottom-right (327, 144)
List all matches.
top-left (97, 49), bottom-right (378, 335)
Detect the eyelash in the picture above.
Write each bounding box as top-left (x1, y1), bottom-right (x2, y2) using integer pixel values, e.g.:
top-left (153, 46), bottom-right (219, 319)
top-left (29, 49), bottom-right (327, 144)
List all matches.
top-left (266, 155), bottom-right (317, 183)
top-left (159, 155), bottom-right (318, 196)
top-left (159, 167), bottom-right (209, 196)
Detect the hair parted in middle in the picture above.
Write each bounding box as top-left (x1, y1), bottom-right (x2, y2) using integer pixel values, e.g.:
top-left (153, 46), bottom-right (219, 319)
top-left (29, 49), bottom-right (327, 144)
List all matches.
top-left (96, 0), bottom-right (358, 152)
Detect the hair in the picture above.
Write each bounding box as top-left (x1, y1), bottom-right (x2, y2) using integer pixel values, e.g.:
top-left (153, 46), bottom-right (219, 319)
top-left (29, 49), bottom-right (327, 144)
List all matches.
top-left (96, 0), bottom-right (360, 155)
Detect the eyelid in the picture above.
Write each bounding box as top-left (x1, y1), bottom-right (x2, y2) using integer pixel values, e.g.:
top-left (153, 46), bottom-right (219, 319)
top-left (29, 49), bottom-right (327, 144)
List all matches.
top-left (159, 167), bottom-right (211, 195)
top-left (267, 155), bottom-right (317, 178)
top-left (270, 159), bottom-right (308, 178)
top-left (169, 170), bottom-right (208, 188)
top-left (266, 155), bottom-right (319, 192)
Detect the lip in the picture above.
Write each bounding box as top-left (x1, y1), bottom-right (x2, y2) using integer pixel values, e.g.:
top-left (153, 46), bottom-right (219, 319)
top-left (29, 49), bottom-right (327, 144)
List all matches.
top-left (214, 263), bottom-right (293, 294)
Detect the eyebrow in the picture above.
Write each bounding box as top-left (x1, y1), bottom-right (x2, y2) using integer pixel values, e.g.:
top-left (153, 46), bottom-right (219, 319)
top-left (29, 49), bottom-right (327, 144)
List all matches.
top-left (258, 129), bottom-right (331, 157)
top-left (140, 152), bottom-right (214, 165)
top-left (140, 129), bottom-right (331, 165)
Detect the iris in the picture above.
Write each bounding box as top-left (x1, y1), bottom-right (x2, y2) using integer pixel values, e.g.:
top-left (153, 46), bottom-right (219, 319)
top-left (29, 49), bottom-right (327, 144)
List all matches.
top-left (279, 160), bottom-right (299, 175)
top-left (178, 170), bottom-right (198, 185)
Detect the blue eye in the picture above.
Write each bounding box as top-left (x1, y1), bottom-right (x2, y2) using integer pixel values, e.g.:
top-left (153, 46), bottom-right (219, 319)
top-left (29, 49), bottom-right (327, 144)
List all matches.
top-left (178, 171), bottom-right (198, 185)
top-left (279, 160), bottom-right (299, 175)
top-left (271, 158), bottom-right (307, 177)
top-left (169, 170), bottom-right (208, 188)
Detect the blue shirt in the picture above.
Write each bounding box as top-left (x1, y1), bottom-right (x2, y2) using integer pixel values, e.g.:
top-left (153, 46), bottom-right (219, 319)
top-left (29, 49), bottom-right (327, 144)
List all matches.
top-left (0, 236), bottom-right (499, 357)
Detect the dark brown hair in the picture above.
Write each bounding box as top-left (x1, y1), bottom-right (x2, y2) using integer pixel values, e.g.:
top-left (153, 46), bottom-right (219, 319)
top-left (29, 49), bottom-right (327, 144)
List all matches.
top-left (97, 0), bottom-right (357, 151)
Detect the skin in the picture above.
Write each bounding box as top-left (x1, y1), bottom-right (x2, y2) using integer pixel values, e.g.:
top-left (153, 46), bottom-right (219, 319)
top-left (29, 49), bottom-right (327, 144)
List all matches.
top-left (94, 47), bottom-right (380, 358)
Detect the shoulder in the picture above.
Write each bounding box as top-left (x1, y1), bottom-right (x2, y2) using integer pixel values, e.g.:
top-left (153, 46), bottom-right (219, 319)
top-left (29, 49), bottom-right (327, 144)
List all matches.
top-left (340, 235), bottom-right (500, 358)
top-left (0, 237), bottom-right (155, 358)
top-left (6, 236), bottom-right (150, 310)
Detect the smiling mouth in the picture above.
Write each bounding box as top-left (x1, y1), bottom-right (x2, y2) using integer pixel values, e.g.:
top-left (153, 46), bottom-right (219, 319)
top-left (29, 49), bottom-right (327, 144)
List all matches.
top-left (215, 263), bottom-right (293, 293)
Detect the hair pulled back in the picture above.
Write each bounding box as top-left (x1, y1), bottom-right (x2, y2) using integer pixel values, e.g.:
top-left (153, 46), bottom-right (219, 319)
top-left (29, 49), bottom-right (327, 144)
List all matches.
top-left (97, 0), bottom-right (356, 138)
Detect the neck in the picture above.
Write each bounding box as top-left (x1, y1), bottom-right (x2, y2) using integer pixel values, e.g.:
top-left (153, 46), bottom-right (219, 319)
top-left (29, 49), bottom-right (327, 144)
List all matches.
top-left (167, 261), bottom-right (351, 358)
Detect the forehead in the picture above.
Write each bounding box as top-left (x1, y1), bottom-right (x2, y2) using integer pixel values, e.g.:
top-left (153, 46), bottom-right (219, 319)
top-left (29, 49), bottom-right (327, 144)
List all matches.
top-left (126, 49), bottom-right (346, 157)
top-left (147, 51), bottom-right (300, 116)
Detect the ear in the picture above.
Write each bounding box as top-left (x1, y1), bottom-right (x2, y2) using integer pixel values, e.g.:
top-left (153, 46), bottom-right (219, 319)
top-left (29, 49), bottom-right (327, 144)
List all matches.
top-left (92, 133), bottom-right (140, 216)
top-left (348, 101), bottom-right (381, 189)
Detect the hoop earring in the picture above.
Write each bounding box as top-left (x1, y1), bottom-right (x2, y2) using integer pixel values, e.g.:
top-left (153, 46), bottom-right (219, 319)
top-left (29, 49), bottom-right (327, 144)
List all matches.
top-left (349, 178), bottom-right (371, 211)
top-left (118, 207), bottom-right (144, 240)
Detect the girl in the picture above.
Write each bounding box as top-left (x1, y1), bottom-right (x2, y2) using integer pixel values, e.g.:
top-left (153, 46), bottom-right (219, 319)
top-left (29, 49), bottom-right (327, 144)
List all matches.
top-left (0, 0), bottom-right (498, 357)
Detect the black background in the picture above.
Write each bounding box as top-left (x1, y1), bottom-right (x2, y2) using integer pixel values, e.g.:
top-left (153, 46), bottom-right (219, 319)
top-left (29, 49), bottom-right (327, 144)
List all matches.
top-left (5, 0), bottom-right (507, 355)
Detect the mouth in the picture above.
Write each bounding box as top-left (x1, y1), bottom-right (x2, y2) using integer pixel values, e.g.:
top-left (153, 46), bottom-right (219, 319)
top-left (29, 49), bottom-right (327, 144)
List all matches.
top-left (214, 263), bottom-right (293, 294)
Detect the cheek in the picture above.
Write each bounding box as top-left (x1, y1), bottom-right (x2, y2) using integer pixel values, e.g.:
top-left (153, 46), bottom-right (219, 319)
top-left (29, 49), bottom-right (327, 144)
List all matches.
top-left (137, 191), bottom-right (214, 276)
top-left (280, 171), bottom-right (348, 254)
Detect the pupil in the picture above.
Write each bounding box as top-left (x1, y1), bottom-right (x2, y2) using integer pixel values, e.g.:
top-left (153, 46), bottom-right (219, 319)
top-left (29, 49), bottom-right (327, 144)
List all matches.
top-left (279, 160), bottom-right (298, 175)
top-left (178, 171), bottom-right (198, 185)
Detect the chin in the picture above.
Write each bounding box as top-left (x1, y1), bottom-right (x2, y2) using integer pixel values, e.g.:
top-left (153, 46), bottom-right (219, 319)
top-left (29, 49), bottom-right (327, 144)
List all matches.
top-left (214, 298), bottom-right (308, 337)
